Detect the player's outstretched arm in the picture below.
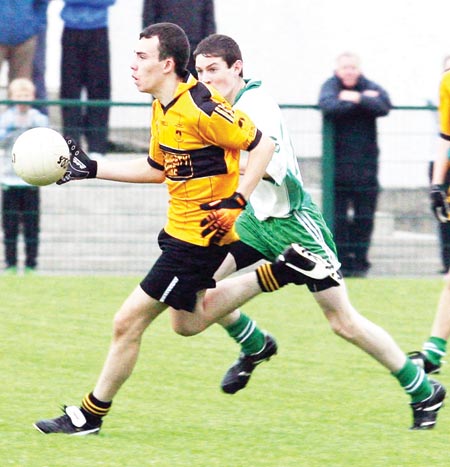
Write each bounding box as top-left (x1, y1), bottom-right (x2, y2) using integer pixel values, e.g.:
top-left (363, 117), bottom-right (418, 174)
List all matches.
top-left (57, 137), bottom-right (165, 185)
top-left (96, 157), bottom-right (165, 184)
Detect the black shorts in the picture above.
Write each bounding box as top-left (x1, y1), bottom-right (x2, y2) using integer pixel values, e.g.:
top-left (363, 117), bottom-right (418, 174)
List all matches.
top-left (140, 230), bottom-right (231, 312)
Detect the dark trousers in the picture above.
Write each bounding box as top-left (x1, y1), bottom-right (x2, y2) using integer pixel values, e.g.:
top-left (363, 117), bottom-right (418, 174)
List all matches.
top-left (429, 161), bottom-right (450, 270)
top-left (60, 27), bottom-right (111, 154)
top-left (334, 185), bottom-right (378, 272)
top-left (2, 186), bottom-right (40, 268)
top-left (438, 222), bottom-right (450, 270)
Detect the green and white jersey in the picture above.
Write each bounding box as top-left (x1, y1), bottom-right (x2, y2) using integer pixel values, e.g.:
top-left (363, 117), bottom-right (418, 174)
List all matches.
top-left (234, 79), bottom-right (312, 220)
top-left (233, 79), bottom-right (340, 269)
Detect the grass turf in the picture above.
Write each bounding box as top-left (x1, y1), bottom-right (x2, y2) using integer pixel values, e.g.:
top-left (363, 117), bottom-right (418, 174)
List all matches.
top-left (1, 276), bottom-right (449, 467)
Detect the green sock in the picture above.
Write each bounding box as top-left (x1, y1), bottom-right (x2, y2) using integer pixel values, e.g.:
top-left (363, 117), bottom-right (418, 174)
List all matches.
top-left (224, 312), bottom-right (265, 355)
top-left (393, 358), bottom-right (432, 404)
top-left (424, 336), bottom-right (447, 366)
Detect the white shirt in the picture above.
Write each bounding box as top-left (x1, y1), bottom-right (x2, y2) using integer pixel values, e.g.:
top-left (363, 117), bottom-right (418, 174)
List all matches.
top-left (234, 79), bottom-right (309, 220)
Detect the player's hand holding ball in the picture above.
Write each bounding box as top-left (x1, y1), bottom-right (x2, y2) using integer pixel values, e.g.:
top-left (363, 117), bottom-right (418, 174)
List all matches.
top-left (11, 128), bottom-right (97, 186)
top-left (430, 184), bottom-right (450, 223)
top-left (200, 192), bottom-right (247, 244)
top-left (57, 137), bottom-right (98, 185)
top-left (12, 127), bottom-right (71, 186)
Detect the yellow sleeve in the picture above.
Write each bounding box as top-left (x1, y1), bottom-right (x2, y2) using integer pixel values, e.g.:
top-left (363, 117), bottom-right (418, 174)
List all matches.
top-left (439, 71), bottom-right (450, 139)
top-left (199, 94), bottom-right (260, 152)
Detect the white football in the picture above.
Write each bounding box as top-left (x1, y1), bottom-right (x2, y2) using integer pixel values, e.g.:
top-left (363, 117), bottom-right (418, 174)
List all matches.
top-left (12, 127), bottom-right (70, 186)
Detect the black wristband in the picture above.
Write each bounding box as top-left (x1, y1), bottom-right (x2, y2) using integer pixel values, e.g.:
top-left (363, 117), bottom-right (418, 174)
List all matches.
top-left (232, 192), bottom-right (247, 207)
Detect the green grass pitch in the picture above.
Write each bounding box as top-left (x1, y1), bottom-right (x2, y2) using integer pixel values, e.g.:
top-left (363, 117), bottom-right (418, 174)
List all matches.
top-left (1, 276), bottom-right (450, 467)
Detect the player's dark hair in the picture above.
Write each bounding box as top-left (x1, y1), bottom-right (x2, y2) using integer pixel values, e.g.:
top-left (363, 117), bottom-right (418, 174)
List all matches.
top-left (194, 34), bottom-right (244, 78)
top-left (140, 22), bottom-right (189, 77)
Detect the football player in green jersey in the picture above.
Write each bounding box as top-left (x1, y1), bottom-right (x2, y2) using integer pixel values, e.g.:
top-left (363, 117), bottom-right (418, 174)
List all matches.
top-left (168, 34), bottom-right (446, 430)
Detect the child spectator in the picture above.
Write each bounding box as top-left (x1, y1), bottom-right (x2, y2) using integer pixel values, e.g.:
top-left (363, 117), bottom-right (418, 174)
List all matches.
top-left (0, 78), bottom-right (49, 275)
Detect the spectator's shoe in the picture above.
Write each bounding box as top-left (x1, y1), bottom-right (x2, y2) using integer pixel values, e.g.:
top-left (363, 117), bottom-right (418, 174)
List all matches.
top-left (221, 333), bottom-right (278, 394)
top-left (277, 243), bottom-right (341, 285)
top-left (24, 266), bottom-right (37, 276)
top-left (410, 380), bottom-right (446, 430)
top-left (34, 406), bottom-right (102, 435)
top-left (407, 351), bottom-right (441, 374)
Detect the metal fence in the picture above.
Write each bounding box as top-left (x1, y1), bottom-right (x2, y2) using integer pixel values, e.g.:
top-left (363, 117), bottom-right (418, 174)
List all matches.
top-left (0, 100), bottom-right (443, 276)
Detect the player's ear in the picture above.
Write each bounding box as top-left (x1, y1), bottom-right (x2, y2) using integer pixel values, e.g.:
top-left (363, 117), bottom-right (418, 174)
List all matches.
top-left (163, 57), bottom-right (176, 74)
top-left (233, 60), bottom-right (243, 75)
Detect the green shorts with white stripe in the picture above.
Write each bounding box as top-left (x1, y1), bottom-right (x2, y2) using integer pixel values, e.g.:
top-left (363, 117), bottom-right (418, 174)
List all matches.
top-left (235, 203), bottom-right (340, 270)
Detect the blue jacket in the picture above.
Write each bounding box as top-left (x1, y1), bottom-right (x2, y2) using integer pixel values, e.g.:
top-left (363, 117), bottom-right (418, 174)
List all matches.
top-left (0, 0), bottom-right (48, 46)
top-left (61, 0), bottom-right (116, 30)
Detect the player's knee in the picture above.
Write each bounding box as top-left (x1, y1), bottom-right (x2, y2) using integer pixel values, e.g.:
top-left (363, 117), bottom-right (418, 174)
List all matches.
top-left (112, 313), bottom-right (133, 339)
top-left (329, 321), bottom-right (347, 338)
top-left (112, 307), bottom-right (146, 341)
top-left (173, 327), bottom-right (196, 337)
top-left (328, 315), bottom-right (356, 340)
top-left (171, 321), bottom-right (200, 337)
top-left (112, 317), bottom-right (128, 341)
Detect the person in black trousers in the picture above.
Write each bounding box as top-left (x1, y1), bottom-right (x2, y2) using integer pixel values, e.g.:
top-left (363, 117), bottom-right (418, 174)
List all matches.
top-left (318, 52), bottom-right (392, 277)
top-left (427, 55), bottom-right (450, 273)
top-left (142, 0), bottom-right (216, 77)
top-left (60, 0), bottom-right (116, 158)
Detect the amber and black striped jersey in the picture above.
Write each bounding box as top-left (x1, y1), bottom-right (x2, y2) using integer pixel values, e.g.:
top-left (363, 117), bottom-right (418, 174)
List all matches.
top-left (148, 74), bottom-right (262, 246)
top-left (439, 70), bottom-right (450, 140)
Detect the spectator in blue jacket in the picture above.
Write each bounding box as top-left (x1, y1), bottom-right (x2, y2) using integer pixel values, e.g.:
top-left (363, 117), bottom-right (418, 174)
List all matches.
top-left (0, 0), bottom-right (48, 83)
top-left (33, 0), bottom-right (51, 115)
top-left (318, 52), bottom-right (392, 277)
top-left (60, 0), bottom-right (116, 159)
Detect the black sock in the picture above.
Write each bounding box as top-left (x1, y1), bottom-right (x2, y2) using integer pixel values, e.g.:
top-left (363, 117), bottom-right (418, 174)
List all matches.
top-left (80, 392), bottom-right (112, 425)
top-left (256, 263), bottom-right (286, 292)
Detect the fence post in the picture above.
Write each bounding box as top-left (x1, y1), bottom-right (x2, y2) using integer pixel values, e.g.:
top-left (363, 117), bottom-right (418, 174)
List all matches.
top-left (321, 116), bottom-right (335, 232)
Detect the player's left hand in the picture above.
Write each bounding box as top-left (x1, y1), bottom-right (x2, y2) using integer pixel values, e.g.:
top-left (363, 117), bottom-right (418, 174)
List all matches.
top-left (200, 192), bottom-right (247, 244)
top-left (57, 137), bottom-right (98, 185)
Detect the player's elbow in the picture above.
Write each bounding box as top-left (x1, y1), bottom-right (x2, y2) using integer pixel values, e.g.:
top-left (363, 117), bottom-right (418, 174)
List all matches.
top-left (143, 167), bottom-right (165, 184)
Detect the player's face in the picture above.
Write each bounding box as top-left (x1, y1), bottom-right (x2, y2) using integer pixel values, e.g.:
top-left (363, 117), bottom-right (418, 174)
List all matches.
top-left (131, 36), bottom-right (171, 95)
top-left (195, 55), bottom-right (242, 103)
top-left (335, 56), bottom-right (361, 88)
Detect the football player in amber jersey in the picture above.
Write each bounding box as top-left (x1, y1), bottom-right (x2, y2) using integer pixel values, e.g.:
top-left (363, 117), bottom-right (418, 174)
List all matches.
top-left (34, 22), bottom-right (337, 435)
top-left (169, 33), bottom-right (445, 429)
top-left (409, 57), bottom-right (450, 375)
